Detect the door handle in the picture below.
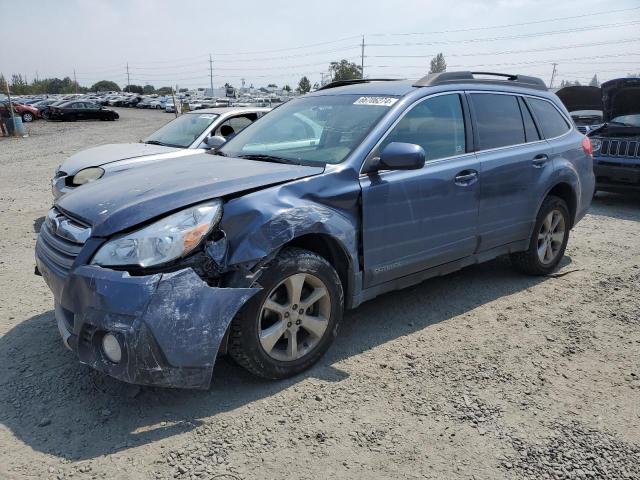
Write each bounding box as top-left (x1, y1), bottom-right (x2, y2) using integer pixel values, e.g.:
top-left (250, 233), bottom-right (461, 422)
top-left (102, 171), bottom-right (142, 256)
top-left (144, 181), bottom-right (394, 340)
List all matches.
top-left (454, 170), bottom-right (479, 186)
top-left (532, 154), bottom-right (550, 167)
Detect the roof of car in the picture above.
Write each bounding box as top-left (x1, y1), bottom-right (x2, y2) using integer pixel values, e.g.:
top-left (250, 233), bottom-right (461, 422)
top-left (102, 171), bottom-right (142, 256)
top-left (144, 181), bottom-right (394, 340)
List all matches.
top-left (308, 72), bottom-right (550, 98)
top-left (188, 107), bottom-right (272, 115)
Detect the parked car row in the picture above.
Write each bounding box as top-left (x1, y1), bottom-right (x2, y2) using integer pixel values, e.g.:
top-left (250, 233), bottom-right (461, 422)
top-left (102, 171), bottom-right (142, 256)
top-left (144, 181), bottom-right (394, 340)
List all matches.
top-left (36, 71), bottom-right (600, 390)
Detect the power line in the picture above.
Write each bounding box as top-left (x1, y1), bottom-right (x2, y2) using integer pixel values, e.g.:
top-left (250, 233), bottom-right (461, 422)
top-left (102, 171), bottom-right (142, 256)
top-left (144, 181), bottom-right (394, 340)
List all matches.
top-left (366, 21), bottom-right (640, 47)
top-left (367, 6), bottom-right (640, 37)
top-left (366, 38), bottom-right (640, 59)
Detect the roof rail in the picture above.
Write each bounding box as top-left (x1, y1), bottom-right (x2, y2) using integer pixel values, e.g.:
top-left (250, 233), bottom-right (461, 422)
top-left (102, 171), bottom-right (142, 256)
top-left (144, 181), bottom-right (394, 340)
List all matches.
top-left (316, 78), bottom-right (403, 91)
top-left (413, 71), bottom-right (547, 91)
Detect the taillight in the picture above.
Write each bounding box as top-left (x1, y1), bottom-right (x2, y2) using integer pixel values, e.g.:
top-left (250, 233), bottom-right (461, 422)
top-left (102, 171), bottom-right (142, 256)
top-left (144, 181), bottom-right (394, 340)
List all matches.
top-left (582, 136), bottom-right (593, 156)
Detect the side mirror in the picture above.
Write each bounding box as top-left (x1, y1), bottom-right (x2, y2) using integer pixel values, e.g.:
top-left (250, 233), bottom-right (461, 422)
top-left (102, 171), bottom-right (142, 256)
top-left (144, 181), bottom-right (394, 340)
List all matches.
top-left (204, 135), bottom-right (227, 151)
top-left (370, 142), bottom-right (425, 172)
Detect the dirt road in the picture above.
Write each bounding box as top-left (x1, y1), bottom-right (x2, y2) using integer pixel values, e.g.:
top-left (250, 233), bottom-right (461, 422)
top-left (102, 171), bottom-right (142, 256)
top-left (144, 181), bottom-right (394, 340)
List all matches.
top-left (0, 109), bottom-right (639, 480)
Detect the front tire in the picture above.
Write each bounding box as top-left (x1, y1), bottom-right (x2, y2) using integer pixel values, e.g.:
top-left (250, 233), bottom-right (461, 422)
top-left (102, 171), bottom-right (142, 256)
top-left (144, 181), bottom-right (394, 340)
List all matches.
top-left (228, 247), bottom-right (343, 379)
top-left (510, 195), bottom-right (570, 275)
top-left (22, 112), bottom-right (34, 122)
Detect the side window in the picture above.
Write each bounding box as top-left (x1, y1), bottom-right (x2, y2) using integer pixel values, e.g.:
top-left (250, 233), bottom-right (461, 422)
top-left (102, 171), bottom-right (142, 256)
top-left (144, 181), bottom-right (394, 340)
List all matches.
top-left (214, 114), bottom-right (257, 137)
top-left (379, 94), bottom-right (466, 161)
top-left (471, 93), bottom-right (525, 150)
top-left (518, 97), bottom-right (541, 142)
top-left (74, 103), bottom-right (85, 109)
top-left (528, 98), bottom-right (570, 139)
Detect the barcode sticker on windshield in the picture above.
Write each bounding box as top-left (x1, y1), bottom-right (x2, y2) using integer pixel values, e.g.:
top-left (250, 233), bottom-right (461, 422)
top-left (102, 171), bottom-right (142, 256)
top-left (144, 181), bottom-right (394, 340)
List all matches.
top-left (353, 96), bottom-right (398, 107)
top-left (199, 114), bottom-right (216, 119)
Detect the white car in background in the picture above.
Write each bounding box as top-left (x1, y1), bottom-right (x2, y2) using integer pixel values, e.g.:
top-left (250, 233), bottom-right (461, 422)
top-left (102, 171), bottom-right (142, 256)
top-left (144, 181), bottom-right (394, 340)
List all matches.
top-left (51, 107), bottom-right (271, 198)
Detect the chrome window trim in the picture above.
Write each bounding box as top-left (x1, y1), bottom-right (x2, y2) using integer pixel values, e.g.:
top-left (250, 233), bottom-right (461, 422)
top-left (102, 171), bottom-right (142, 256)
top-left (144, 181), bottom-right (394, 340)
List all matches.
top-left (359, 91), bottom-right (468, 176)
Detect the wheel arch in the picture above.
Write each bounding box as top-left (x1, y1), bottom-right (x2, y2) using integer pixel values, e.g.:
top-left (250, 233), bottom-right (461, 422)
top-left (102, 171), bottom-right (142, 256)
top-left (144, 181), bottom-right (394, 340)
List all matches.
top-left (282, 232), bottom-right (353, 302)
top-left (545, 182), bottom-right (578, 228)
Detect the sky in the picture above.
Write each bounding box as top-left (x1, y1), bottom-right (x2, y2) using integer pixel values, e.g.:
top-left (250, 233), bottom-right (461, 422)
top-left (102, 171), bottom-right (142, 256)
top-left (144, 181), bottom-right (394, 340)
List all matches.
top-left (1, 0), bottom-right (639, 90)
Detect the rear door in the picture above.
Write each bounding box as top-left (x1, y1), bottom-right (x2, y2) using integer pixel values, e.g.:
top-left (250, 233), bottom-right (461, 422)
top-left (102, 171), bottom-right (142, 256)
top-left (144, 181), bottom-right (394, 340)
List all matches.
top-left (469, 92), bottom-right (549, 251)
top-left (360, 93), bottom-right (480, 287)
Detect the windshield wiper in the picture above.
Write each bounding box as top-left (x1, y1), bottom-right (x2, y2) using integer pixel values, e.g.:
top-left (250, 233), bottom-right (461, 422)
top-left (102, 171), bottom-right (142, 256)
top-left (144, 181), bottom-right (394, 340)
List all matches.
top-left (144, 140), bottom-right (166, 146)
top-left (237, 154), bottom-right (300, 165)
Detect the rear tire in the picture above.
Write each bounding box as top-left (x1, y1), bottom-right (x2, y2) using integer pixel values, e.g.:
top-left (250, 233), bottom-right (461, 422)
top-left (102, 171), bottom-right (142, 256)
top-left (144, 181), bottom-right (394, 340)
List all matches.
top-left (510, 195), bottom-right (570, 275)
top-left (22, 112), bottom-right (34, 122)
top-left (228, 247), bottom-right (343, 379)
top-left (67, 114), bottom-right (77, 122)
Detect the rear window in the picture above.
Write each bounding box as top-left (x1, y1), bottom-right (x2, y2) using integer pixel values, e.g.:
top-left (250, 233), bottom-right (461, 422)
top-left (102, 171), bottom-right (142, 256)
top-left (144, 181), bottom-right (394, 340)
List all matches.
top-left (528, 98), bottom-right (570, 138)
top-left (471, 93), bottom-right (525, 150)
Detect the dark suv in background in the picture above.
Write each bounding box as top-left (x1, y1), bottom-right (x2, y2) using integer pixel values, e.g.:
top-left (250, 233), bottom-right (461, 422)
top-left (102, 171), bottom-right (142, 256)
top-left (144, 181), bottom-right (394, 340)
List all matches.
top-left (35, 71), bottom-right (594, 389)
top-left (588, 77), bottom-right (640, 194)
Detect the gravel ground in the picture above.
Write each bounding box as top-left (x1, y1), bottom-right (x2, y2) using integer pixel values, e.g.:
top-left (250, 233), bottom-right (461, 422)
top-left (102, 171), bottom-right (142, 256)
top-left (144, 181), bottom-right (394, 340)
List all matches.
top-left (0, 109), bottom-right (639, 480)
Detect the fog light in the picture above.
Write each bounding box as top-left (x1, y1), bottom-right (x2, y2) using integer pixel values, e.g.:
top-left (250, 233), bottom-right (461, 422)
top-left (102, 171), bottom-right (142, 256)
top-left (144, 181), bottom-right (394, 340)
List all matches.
top-left (102, 333), bottom-right (122, 363)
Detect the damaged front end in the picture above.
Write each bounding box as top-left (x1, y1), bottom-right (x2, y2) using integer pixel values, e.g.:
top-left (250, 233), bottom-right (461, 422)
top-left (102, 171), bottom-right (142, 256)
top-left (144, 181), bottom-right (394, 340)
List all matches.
top-left (588, 77), bottom-right (640, 193)
top-left (36, 207), bottom-right (259, 389)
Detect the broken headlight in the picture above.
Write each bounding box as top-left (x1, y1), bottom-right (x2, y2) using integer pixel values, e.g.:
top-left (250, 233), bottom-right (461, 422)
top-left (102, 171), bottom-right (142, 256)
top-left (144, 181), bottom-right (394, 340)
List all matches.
top-left (91, 200), bottom-right (222, 268)
top-left (72, 167), bottom-right (104, 185)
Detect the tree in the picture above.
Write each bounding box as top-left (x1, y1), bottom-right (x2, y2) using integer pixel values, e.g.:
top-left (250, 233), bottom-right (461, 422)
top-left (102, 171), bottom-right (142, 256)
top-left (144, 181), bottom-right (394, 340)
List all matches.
top-left (143, 84), bottom-right (155, 94)
top-left (313, 82), bottom-right (319, 90)
top-left (91, 80), bottom-right (120, 92)
top-left (329, 59), bottom-right (362, 81)
top-left (156, 86), bottom-right (173, 95)
top-left (283, 84), bottom-right (292, 92)
top-left (267, 83), bottom-right (278, 88)
top-left (429, 53), bottom-right (447, 74)
top-left (589, 75), bottom-right (599, 87)
top-left (123, 84), bottom-right (143, 94)
top-left (297, 76), bottom-right (311, 94)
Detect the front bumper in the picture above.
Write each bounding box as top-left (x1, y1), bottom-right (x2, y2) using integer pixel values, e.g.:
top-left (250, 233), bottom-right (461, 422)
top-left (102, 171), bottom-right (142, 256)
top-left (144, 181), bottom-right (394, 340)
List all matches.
top-left (594, 157), bottom-right (640, 192)
top-left (36, 252), bottom-right (258, 389)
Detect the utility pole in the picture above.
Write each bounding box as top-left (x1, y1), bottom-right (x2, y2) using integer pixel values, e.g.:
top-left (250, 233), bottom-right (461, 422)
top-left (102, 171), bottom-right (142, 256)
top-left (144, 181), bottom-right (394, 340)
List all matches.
top-left (360, 35), bottom-right (365, 79)
top-left (73, 69), bottom-right (78, 93)
top-left (209, 54), bottom-right (214, 94)
top-left (549, 63), bottom-right (558, 89)
top-left (126, 62), bottom-right (130, 90)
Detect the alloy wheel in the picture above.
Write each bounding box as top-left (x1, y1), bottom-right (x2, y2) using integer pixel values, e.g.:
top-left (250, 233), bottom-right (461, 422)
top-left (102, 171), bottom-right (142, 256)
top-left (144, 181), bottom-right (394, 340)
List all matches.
top-left (258, 272), bottom-right (331, 362)
top-left (537, 209), bottom-right (565, 264)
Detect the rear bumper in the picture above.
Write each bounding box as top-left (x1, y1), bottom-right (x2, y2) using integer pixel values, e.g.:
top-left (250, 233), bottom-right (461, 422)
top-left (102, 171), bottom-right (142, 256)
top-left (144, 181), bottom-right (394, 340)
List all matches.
top-left (594, 158), bottom-right (640, 192)
top-left (36, 251), bottom-right (258, 389)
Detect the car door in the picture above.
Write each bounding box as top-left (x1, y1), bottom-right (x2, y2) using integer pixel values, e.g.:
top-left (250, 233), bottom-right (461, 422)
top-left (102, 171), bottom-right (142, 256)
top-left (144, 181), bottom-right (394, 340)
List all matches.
top-left (73, 102), bottom-right (86, 120)
top-left (468, 92), bottom-right (548, 252)
top-left (359, 93), bottom-right (480, 288)
top-left (84, 102), bottom-right (99, 119)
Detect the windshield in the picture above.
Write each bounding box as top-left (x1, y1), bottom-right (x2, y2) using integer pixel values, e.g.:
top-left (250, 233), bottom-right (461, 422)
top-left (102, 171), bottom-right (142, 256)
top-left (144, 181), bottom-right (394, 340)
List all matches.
top-left (611, 114), bottom-right (640, 127)
top-left (144, 112), bottom-right (219, 148)
top-left (219, 94), bottom-right (396, 164)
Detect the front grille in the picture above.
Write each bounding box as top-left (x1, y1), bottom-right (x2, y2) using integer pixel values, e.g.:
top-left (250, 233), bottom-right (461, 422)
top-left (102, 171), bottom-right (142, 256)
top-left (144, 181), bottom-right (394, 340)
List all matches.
top-left (600, 139), bottom-right (640, 158)
top-left (36, 209), bottom-right (89, 277)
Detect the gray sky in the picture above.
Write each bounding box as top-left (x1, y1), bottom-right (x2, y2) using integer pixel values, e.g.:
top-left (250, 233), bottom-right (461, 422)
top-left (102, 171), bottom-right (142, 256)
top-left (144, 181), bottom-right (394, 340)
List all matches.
top-left (1, 0), bottom-right (639, 90)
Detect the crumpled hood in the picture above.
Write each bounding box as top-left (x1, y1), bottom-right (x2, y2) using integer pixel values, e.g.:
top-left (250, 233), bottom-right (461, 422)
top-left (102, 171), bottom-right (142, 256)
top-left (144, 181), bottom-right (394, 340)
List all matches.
top-left (555, 86), bottom-right (602, 112)
top-left (602, 77), bottom-right (640, 122)
top-left (56, 153), bottom-right (324, 237)
top-left (60, 143), bottom-right (182, 174)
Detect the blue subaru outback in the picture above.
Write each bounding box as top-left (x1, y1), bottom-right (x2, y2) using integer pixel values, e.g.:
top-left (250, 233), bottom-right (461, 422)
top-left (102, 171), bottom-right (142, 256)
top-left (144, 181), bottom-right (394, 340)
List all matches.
top-left (35, 72), bottom-right (595, 389)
